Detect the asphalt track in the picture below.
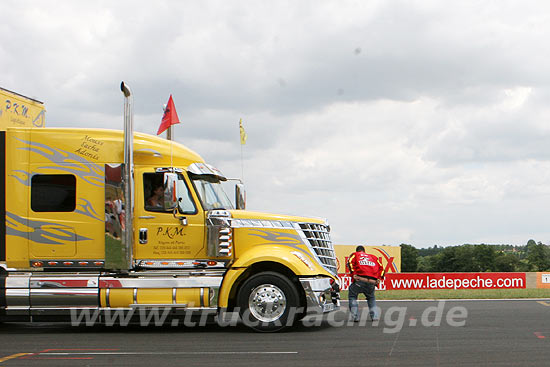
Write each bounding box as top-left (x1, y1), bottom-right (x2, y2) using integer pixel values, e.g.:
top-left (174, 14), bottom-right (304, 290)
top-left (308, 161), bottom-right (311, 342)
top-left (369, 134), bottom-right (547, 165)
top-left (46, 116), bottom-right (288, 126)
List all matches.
top-left (1, 300), bottom-right (550, 366)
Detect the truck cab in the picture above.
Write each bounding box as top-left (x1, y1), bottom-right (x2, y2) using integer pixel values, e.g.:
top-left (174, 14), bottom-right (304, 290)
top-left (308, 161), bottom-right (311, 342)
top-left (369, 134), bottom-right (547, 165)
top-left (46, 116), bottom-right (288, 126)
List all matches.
top-left (0, 87), bottom-right (339, 332)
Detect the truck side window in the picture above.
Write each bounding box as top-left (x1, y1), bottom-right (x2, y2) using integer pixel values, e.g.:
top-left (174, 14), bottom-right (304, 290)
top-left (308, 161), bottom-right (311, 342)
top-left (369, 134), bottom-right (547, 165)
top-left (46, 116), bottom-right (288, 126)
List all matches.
top-left (143, 173), bottom-right (196, 214)
top-left (144, 173), bottom-right (165, 211)
top-left (175, 174), bottom-right (197, 214)
top-left (31, 174), bottom-right (76, 212)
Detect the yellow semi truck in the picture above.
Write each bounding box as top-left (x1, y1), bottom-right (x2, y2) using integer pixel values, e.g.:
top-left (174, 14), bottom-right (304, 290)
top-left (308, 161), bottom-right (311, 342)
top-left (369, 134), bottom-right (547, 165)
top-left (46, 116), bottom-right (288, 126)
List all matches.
top-left (0, 83), bottom-right (339, 331)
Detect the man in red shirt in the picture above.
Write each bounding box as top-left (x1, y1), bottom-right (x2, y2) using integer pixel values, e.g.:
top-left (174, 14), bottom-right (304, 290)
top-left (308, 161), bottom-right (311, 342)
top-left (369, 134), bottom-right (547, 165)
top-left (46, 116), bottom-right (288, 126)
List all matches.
top-left (347, 245), bottom-right (383, 322)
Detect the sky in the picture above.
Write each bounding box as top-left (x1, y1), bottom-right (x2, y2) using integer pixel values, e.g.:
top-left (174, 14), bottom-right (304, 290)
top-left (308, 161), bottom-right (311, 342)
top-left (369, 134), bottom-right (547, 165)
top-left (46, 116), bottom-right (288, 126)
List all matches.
top-left (2, 0), bottom-right (550, 248)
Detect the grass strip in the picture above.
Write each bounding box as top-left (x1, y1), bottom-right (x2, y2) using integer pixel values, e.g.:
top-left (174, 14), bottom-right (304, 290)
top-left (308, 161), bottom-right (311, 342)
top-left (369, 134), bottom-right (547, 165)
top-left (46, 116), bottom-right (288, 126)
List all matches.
top-left (339, 288), bottom-right (550, 300)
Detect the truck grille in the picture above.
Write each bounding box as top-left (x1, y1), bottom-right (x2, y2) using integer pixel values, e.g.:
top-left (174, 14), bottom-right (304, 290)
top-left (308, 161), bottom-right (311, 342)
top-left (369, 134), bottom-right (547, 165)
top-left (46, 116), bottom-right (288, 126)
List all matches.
top-left (298, 223), bottom-right (337, 275)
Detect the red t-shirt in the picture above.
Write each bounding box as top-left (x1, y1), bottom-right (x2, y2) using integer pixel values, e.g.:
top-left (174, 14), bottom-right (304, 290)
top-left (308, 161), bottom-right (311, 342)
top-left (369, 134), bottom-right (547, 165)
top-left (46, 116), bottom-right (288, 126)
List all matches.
top-left (348, 251), bottom-right (383, 279)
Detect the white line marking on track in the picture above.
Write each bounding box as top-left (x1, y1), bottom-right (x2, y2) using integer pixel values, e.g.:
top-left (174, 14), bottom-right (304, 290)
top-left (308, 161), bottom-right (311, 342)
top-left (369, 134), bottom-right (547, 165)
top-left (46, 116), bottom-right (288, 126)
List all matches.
top-left (38, 352), bottom-right (298, 356)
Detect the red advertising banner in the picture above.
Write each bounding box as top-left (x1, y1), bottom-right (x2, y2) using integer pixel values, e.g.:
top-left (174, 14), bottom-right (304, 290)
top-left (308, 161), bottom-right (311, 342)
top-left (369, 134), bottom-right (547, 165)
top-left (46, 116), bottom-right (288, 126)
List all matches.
top-left (338, 272), bottom-right (526, 291)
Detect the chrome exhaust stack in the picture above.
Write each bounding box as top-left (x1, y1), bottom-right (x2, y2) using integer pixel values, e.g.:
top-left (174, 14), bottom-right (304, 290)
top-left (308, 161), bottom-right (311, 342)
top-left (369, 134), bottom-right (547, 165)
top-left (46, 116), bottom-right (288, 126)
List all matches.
top-left (121, 82), bottom-right (134, 270)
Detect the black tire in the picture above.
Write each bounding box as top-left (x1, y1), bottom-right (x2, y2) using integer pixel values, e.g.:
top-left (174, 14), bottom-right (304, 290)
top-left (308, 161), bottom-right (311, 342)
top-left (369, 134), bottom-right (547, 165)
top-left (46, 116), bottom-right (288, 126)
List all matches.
top-left (237, 271), bottom-right (300, 332)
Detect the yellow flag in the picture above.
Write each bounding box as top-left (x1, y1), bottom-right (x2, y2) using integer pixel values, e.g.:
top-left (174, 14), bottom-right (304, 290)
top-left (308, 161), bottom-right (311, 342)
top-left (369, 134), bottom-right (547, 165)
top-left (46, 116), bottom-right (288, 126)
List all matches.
top-left (239, 118), bottom-right (247, 145)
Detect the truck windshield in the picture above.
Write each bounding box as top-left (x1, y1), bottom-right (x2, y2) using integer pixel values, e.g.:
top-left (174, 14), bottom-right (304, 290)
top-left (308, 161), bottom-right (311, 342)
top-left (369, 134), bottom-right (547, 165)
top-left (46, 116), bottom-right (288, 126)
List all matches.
top-left (189, 174), bottom-right (234, 210)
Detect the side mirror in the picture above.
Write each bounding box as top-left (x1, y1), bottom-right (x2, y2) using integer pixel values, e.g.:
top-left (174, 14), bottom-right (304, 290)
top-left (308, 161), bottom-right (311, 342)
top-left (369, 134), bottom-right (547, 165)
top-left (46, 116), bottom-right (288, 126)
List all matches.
top-left (235, 183), bottom-right (246, 210)
top-left (163, 173), bottom-right (179, 210)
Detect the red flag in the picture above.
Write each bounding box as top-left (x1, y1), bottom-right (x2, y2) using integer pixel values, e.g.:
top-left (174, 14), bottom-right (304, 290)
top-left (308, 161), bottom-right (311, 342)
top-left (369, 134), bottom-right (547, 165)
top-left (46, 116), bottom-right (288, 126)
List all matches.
top-left (157, 95), bottom-right (180, 135)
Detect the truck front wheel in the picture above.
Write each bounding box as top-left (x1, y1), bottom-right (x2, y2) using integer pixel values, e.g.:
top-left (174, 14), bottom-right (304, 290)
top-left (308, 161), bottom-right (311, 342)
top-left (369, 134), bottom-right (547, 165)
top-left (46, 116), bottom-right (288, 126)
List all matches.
top-left (237, 271), bottom-right (300, 332)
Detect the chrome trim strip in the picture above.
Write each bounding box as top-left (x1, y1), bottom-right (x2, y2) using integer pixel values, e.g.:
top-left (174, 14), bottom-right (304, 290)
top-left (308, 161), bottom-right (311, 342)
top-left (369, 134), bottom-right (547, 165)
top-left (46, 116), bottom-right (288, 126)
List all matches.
top-left (100, 277), bottom-right (224, 289)
top-left (200, 288), bottom-right (204, 307)
top-left (5, 306), bottom-right (30, 316)
top-left (136, 259), bottom-right (228, 269)
top-left (230, 219), bottom-right (296, 229)
top-left (172, 288), bottom-right (177, 304)
top-left (133, 288), bottom-right (137, 304)
top-left (104, 269), bottom-right (227, 277)
top-left (129, 303), bottom-right (187, 309)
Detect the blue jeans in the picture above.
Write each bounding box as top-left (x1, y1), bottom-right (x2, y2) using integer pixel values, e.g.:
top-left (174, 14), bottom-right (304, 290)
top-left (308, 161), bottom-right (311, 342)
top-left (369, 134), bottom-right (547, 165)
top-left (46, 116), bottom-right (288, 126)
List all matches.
top-left (348, 280), bottom-right (378, 321)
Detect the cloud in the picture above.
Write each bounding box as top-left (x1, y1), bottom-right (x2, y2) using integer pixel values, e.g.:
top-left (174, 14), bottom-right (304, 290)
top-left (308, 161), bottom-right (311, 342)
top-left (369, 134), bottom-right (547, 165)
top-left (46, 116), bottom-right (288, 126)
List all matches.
top-left (2, 0), bottom-right (550, 247)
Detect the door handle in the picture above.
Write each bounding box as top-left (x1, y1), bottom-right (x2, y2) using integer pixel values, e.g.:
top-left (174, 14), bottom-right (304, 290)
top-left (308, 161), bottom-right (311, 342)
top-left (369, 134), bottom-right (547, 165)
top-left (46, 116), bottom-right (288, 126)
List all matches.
top-left (139, 228), bottom-right (148, 244)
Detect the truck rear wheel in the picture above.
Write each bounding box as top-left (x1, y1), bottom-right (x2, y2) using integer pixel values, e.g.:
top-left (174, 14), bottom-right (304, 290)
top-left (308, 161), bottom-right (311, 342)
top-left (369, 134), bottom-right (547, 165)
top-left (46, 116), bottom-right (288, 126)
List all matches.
top-left (237, 271), bottom-right (300, 332)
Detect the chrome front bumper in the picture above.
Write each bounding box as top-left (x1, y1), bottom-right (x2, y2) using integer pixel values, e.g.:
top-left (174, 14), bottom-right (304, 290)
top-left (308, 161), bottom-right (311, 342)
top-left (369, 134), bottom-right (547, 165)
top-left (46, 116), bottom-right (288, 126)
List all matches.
top-left (299, 277), bottom-right (340, 315)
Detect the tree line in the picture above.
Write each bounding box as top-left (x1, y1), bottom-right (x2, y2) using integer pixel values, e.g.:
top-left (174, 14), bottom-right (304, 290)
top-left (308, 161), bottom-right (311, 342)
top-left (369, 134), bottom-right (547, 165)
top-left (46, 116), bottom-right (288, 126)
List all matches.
top-left (400, 240), bottom-right (550, 272)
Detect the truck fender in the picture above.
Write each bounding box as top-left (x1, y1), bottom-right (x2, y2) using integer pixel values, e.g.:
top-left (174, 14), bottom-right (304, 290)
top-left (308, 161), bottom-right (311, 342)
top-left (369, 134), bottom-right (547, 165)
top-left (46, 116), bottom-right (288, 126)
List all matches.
top-left (217, 245), bottom-right (321, 308)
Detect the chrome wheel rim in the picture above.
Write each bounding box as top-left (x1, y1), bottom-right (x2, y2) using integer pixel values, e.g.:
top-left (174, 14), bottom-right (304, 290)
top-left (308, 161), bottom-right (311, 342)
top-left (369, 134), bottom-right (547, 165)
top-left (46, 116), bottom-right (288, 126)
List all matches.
top-left (248, 284), bottom-right (287, 323)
